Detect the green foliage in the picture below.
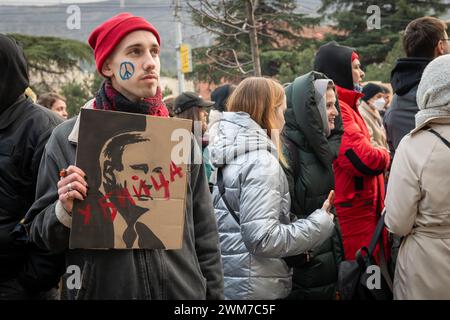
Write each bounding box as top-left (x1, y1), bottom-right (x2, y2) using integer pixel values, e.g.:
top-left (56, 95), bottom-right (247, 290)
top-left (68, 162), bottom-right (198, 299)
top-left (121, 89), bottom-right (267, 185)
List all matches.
top-left (364, 34), bottom-right (405, 82)
top-left (189, 46), bottom-right (247, 84)
top-left (318, 0), bottom-right (449, 65)
top-left (7, 33), bottom-right (103, 117)
top-left (61, 73), bottom-right (106, 118)
top-left (266, 46), bottom-right (317, 84)
top-left (162, 86), bottom-right (173, 97)
top-left (9, 33), bottom-right (93, 73)
top-left (188, 0), bottom-right (319, 83)
top-left (90, 72), bottom-right (103, 95)
top-left (61, 80), bottom-right (92, 118)
top-left (160, 67), bottom-right (176, 78)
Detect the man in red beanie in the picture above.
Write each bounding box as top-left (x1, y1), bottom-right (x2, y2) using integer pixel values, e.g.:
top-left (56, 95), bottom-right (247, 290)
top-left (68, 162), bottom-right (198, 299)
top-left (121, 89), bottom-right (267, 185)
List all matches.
top-left (24, 13), bottom-right (224, 300)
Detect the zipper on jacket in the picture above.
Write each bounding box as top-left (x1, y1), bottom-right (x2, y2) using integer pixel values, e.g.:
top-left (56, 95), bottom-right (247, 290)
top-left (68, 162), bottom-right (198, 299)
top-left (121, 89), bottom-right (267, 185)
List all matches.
top-left (142, 249), bottom-right (166, 299)
top-left (156, 249), bottom-right (167, 299)
top-left (139, 250), bottom-right (152, 299)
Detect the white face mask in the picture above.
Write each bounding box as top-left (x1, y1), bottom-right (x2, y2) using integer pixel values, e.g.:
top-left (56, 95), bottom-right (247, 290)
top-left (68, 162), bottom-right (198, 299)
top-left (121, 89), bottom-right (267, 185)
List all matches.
top-left (372, 98), bottom-right (386, 111)
top-left (353, 83), bottom-right (363, 93)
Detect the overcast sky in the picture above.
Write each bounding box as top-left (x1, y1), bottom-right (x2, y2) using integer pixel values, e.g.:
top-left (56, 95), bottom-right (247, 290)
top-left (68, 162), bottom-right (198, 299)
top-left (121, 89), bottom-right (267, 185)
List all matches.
top-left (0, 0), bottom-right (109, 5)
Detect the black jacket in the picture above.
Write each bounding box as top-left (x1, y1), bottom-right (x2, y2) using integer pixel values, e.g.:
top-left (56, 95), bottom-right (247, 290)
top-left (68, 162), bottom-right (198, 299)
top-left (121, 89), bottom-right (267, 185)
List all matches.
top-left (0, 34), bottom-right (64, 292)
top-left (0, 95), bottom-right (64, 290)
top-left (384, 58), bottom-right (431, 156)
top-left (282, 72), bottom-right (345, 299)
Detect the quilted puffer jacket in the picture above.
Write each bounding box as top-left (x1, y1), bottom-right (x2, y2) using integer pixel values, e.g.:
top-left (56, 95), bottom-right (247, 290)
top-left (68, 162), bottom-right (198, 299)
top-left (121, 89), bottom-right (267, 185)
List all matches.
top-left (282, 71), bottom-right (345, 299)
top-left (210, 112), bottom-right (335, 300)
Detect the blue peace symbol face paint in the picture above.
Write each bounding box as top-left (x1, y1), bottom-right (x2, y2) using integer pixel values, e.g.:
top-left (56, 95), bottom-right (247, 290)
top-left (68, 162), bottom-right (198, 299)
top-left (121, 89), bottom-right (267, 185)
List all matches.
top-left (119, 61), bottom-right (135, 80)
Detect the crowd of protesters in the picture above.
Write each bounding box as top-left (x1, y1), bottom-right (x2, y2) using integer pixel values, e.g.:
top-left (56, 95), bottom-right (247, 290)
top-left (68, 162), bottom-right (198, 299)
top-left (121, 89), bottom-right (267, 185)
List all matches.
top-left (1, 13), bottom-right (450, 300)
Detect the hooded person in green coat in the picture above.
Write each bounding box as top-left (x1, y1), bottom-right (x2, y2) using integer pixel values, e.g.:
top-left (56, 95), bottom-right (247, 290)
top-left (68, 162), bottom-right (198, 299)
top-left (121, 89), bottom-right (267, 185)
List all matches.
top-left (282, 71), bottom-right (345, 300)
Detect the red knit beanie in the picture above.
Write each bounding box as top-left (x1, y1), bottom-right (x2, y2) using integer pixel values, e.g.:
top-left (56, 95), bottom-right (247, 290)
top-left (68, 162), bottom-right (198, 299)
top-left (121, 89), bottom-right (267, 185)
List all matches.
top-left (351, 51), bottom-right (359, 62)
top-left (88, 12), bottom-right (161, 76)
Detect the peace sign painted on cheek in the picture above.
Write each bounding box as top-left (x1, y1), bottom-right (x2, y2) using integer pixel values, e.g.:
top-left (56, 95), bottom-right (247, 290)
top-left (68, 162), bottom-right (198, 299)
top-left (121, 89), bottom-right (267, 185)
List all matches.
top-left (119, 61), bottom-right (135, 80)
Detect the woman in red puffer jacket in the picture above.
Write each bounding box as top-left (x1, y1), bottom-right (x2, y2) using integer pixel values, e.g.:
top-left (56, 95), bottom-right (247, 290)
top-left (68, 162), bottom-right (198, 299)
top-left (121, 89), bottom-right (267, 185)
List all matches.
top-left (314, 41), bottom-right (391, 260)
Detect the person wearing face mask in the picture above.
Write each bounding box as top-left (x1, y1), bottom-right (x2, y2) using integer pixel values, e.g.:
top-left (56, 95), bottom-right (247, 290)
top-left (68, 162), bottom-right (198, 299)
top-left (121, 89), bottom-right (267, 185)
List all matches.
top-left (314, 41), bottom-right (391, 261)
top-left (282, 72), bottom-right (345, 300)
top-left (359, 83), bottom-right (389, 149)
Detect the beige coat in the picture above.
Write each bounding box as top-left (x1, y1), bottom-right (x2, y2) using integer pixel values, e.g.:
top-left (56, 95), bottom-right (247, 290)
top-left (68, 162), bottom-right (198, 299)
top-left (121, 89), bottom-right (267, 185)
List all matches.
top-left (359, 101), bottom-right (388, 148)
top-left (385, 118), bottom-right (450, 300)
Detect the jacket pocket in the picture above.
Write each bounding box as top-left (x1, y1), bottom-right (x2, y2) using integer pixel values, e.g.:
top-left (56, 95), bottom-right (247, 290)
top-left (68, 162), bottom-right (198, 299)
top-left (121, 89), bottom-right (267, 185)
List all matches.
top-left (193, 257), bottom-right (207, 297)
top-left (0, 143), bottom-right (14, 157)
top-left (0, 144), bottom-right (15, 176)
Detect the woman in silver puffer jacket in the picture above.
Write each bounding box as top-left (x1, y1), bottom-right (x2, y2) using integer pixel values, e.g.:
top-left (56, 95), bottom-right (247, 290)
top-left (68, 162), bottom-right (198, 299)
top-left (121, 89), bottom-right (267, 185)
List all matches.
top-left (210, 77), bottom-right (336, 300)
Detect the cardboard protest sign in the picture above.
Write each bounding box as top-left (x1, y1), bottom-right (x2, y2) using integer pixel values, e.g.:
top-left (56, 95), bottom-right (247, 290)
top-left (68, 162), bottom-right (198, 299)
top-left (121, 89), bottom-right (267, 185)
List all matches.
top-left (70, 109), bottom-right (192, 250)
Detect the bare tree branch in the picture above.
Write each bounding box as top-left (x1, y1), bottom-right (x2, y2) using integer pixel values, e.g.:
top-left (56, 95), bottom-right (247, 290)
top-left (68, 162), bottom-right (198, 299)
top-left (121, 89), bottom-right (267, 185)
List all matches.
top-left (271, 27), bottom-right (303, 38)
top-left (188, 0), bottom-right (305, 78)
top-left (187, 0), bottom-right (246, 33)
top-left (256, 31), bottom-right (283, 47)
top-left (210, 63), bottom-right (249, 78)
top-left (205, 48), bottom-right (253, 75)
top-left (245, 0), bottom-right (262, 76)
top-left (223, 2), bottom-right (242, 23)
top-left (196, 17), bottom-right (246, 38)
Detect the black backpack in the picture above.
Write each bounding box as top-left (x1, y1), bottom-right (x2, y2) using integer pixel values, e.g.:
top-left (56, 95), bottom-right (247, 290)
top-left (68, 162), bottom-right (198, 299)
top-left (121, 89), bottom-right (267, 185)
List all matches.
top-left (336, 213), bottom-right (393, 300)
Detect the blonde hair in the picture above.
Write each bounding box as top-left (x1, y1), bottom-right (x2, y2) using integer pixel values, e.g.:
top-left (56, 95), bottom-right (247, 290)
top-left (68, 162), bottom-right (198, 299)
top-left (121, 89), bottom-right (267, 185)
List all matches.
top-left (24, 87), bottom-right (37, 103)
top-left (227, 77), bottom-right (287, 166)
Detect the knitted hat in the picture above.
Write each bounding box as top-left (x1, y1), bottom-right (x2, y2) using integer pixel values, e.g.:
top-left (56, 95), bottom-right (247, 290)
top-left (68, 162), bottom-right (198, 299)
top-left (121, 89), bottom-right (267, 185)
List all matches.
top-left (415, 54), bottom-right (450, 131)
top-left (362, 83), bottom-right (384, 102)
top-left (88, 13), bottom-right (161, 76)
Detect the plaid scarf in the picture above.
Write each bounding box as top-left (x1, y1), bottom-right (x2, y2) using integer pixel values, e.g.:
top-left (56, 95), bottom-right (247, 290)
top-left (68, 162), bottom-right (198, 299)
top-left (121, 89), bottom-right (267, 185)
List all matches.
top-left (93, 80), bottom-right (169, 117)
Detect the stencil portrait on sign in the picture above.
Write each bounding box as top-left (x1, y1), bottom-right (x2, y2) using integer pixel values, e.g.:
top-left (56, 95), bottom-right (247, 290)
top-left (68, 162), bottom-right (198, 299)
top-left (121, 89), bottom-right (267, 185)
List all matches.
top-left (70, 109), bottom-right (191, 249)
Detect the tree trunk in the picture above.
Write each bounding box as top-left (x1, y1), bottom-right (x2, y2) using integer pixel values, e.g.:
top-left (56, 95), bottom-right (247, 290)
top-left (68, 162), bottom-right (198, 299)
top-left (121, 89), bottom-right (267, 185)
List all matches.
top-left (245, 0), bottom-right (261, 77)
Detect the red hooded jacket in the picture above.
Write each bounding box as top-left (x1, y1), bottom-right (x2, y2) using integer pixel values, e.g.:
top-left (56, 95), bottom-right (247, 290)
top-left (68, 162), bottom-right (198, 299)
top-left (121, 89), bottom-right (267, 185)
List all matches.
top-left (333, 85), bottom-right (390, 260)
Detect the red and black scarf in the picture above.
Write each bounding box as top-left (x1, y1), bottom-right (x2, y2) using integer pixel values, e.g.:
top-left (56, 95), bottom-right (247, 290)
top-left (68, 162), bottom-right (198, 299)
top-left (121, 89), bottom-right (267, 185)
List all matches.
top-left (93, 80), bottom-right (169, 117)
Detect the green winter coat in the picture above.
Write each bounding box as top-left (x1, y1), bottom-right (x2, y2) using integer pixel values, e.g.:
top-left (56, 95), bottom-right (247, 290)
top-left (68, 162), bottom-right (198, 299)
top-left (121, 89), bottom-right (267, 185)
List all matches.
top-left (282, 71), bottom-right (345, 300)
